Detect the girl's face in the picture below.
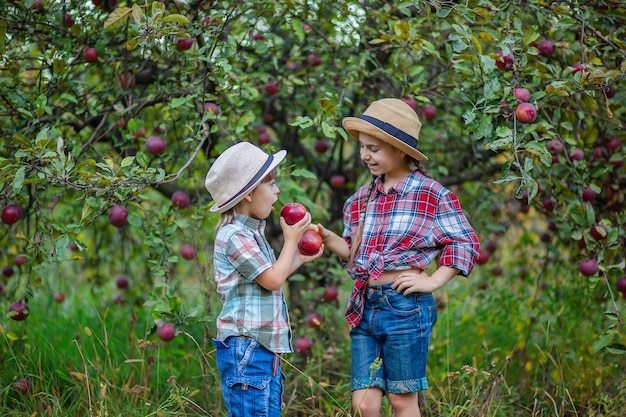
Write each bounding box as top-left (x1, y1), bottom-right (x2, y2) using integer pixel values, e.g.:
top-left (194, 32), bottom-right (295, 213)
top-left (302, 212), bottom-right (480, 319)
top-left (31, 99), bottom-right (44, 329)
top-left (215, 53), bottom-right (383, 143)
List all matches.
top-left (358, 133), bottom-right (408, 178)
top-left (248, 177), bottom-right (280, 220)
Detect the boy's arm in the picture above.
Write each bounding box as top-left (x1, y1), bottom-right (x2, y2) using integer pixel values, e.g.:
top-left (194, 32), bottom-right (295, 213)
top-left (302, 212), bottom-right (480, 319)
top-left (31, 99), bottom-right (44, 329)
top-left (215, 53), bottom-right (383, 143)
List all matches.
top-left (255, 214), bottom-right (322, 291)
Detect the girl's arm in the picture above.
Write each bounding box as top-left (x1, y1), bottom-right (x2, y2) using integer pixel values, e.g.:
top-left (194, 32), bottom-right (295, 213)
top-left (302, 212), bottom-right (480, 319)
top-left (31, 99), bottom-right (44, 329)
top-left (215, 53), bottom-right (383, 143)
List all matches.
top-left (315, 223), bottom-right (350, 261)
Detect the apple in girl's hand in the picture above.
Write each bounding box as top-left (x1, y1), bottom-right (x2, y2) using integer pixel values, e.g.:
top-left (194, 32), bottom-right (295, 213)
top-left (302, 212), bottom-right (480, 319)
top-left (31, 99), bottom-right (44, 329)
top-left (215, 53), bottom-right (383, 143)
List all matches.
top-left (280, 203), bottom-right (308, 225)
top-left (298, 230), bottom-right (323, 255)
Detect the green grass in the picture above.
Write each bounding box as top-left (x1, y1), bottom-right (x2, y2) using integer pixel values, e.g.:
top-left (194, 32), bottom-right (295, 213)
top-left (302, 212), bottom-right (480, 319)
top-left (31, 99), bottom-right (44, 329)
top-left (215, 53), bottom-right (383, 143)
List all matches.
top-left (2, 252), bottom-right (626, 416)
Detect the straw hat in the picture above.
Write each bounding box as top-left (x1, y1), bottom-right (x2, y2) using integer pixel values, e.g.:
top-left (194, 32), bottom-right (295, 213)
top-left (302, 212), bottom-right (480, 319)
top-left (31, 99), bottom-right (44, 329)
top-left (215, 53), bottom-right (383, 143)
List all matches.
top-left (342, 98), bottom-right (428, 161)
top-left (205, 142), bottom-right (286, 213)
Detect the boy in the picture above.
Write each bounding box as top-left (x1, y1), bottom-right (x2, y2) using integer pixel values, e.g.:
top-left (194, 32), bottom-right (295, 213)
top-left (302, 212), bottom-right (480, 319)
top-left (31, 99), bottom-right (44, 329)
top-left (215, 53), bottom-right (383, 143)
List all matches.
top-left (205, 141), bottom-right (323, 416)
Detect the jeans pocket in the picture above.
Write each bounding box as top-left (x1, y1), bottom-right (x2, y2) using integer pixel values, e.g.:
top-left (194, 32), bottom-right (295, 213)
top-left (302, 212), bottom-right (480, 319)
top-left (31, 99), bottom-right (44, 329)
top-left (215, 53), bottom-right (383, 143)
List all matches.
top-left (225, 376), bottom-right (271, 417)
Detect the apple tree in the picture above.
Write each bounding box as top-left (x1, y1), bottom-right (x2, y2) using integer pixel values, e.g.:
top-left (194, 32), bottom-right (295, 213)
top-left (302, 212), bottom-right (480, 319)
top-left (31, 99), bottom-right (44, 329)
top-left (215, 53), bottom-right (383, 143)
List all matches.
top-left (1, 0), bottom-right (625, 408)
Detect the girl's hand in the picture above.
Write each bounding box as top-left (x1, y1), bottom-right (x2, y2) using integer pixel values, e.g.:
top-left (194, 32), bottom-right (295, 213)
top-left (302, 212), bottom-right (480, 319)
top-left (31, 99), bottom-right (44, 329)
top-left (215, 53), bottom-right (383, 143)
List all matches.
top-left (392, 265), bottom-right (460, 294)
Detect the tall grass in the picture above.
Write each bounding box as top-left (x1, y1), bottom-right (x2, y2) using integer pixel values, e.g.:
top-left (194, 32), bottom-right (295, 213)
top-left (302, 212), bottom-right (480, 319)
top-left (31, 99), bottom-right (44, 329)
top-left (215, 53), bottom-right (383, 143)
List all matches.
top-left (2, 249), bottom-right (626, 416)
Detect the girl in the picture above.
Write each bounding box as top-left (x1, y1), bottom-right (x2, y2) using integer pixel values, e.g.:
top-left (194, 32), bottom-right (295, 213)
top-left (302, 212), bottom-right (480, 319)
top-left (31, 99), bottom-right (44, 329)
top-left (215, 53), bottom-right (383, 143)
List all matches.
top-left (316, 98), bottom-right (480, 417)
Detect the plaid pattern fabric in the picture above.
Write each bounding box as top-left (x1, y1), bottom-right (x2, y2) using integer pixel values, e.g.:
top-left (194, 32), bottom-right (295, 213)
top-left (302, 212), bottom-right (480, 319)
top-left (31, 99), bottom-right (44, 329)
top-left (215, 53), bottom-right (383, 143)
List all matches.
top-left (342, 172), bottom-right (480, 328)
top-left (213, 214), bottom-right (293, 354)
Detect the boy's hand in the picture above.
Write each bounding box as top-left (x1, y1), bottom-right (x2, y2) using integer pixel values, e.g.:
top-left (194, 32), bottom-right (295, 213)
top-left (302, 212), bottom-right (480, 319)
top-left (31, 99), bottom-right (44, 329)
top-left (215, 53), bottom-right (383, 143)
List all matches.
top-left (279, 212), bottom-right (311, 245)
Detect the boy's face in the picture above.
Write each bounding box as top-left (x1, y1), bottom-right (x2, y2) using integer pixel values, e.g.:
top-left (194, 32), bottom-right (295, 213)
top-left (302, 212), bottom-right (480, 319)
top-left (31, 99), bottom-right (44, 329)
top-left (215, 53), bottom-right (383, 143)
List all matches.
top-left (248, 177), bottom-right (280, 220)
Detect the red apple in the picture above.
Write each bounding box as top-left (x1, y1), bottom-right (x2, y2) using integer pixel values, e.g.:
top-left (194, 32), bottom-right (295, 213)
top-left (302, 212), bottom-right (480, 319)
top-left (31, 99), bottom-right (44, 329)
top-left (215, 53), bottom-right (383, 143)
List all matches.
top-left (263, 80), bottom-right (279, 95)
top-left (305, 312), bottom-right (323, 328)
top-left (484, 240), bottom-right (497, 253)
top-left (175, 38), bottom-right (194, 51)
top-left (579, 258), bottom-right (599, 277)
top-left (401, 96), bottom-right (417, 111)
top-left (133, 127), bottom-right (146, 137)
top-left (54, 292), bottom-right (65, 303)
top-left (616, 276), bottom-right (626, 293)
top-left (171, 191), bottom-right (190, 209)
top-left (116, 275), bottom-right (130, 289)
top-left (83, 47), bottom-right (98, 63)
top-left (13, 378), bottom-right (30, 395)
top-left (258, 131), bottom-right (270, 145)
top-left (546, 139), bottom-right (564, 155)
top-left (418, 104), bottom-right (437, 121)
top-left (109, 205), bottom-right (128, 227)
top-left (202, 102), bottom-right (220, 116)
top-left (295, 336), bottom-right (313, 354)
top-left (146, 136), bottom-right (166, 155)
top-left (252, 32), bottom-right (265, 41)
top-left (280, 203), bottom-right (308, 225)
top-left (542, 197), bottom-right (555, 212)
top-left (307, 53), bottom-right (322, 66)
top-left (255, 124), bottom-right (267, 134)
top-left (181, 244), bottom-right (196, 260)
top-left (298, 230), bottom-right (323, 255)
top-left (9, 301), bottom-right (29, 321)
top-left (330, 175), bottom-right (346, 189)
top-left (536, 39), bottom-right (555, 57)
top-left (603, 86), bottom-right (617, 98)
top-left (590, 223), bottom-right (608, 240)
top-left (313, 139), bottom-right (330, 153)
top-left (62, 13), bottom-right (74, 27)
top-left (514, 87), bottom-right (531, 103)
top-left (2, 266), bottom-right (15, 277)
top-left (156, 323), bottom-right (176, 341)
top-left (495, 51), bottom-right (514, 71)
top-left (606, 137), bottom-right (621, 152)
top-left (2, 204), bottom-right (22, 224)
top-left (516, 103), bottom-right (537, 123)
top-left (570, 148), bottom-right (584, 161)
top-left (32, 0), bottom-right (43, 12)
top-left (582, 187), bottom-right (597, 202)
top-left (322, 286), bottom-right (339, 302)
top-left (476, 249), bottom-right (490, 265)
top-left (13, 255), bottom-right (27, 267)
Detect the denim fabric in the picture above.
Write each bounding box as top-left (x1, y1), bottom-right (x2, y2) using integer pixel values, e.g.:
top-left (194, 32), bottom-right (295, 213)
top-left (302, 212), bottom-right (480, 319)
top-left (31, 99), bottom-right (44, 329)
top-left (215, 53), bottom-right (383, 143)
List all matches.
top-left (213, 336), bottom-right (284, 417)
top-left (350, 282), bottom-right (437, 394)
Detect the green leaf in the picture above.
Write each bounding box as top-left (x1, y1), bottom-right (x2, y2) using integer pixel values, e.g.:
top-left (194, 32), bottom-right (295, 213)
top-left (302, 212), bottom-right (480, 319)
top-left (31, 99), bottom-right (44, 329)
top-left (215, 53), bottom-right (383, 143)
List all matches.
top-left (592, 332), bottom-right (615, 353)
top-left (605, 344), bottom-right (626, 355)
top-left (12, 166), bottom-right (25, 194)
top-left (290, 169), bottom-right (317, 180)
top-left (120, 156), bottom-right (135, 168)
top-left (162, 14), bottom-right (190, 24)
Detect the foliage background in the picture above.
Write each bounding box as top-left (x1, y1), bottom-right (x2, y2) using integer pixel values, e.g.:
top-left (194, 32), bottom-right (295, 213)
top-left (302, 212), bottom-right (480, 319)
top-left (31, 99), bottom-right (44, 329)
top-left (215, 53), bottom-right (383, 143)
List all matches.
top-left (1, 0), bottom-right (625, 415)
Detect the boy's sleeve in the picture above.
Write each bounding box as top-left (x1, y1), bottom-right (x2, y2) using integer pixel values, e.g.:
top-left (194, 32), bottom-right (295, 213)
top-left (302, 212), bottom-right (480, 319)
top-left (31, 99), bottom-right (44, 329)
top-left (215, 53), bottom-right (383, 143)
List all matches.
top-left (227, 231), bottom-right (273, 282)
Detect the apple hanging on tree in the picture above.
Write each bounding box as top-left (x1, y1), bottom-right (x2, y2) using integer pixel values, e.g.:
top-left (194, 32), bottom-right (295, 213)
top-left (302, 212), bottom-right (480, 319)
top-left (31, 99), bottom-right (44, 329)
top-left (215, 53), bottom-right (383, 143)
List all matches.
top-left (83, 47), bottom-right (98, 63)
top-left (9, 301), bottom-right (29, 321)
top-left (2, 204), bottom-right (22, 225)
top-left (579, 258), bottom-right (599, 277)
top-left (108, 205), bottom-right (128, 228)
top-left (515, 103), bottom-right (537, 123)
top-left (322, 286), bottom-right (339, 302)
top-left (181, 244), bottom-right (196, 260)
top-left (146, 136), bottom-right (166, 155)
top-left (156, 323), bottom-right (176, 341)
top-left (295, 336), bottom-right (313, 354)
top-left (171, 191), bottom-right (190, 209)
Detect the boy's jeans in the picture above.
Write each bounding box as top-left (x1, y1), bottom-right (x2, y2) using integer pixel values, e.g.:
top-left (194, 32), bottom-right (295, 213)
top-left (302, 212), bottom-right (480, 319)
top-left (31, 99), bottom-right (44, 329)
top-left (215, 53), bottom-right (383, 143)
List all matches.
top-left (213, 336), bottom-right (284, 417)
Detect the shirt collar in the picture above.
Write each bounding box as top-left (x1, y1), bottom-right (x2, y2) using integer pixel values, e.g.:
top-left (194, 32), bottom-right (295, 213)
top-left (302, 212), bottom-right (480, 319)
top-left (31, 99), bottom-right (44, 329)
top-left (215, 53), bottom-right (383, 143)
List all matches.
top-left (373, 171), bottom-right (418, 196)
top-left (234, 213), bottom-right (266, 231)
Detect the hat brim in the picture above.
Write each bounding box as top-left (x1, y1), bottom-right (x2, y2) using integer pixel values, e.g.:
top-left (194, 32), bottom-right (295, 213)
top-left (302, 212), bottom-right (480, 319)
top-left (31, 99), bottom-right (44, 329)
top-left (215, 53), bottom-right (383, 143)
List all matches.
top-left (210, 149), bottom-right (287, 213)
top-left (343, 117), bottom-right (428, 161)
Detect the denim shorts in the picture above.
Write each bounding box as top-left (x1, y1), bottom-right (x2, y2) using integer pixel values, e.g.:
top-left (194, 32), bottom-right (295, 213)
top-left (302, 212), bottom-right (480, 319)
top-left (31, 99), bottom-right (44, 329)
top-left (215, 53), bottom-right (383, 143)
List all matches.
top-left (350, 282), bottom-right (437, 394)
top-left (213, 336), bottom-right (284, 417)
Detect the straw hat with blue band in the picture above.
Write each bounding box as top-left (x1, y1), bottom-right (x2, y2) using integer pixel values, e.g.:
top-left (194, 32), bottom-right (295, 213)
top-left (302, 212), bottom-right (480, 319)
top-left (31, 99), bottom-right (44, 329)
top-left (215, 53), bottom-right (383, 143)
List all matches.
top-left (205, 142), bottom-right (287, 213)
top-left (342, 98), bottom-right (428, 162)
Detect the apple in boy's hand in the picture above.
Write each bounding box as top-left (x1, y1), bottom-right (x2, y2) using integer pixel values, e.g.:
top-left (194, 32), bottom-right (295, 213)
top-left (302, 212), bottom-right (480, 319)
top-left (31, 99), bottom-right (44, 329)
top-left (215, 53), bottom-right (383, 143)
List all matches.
top-left (298, 230), bottom-right (323, 255)
top-left (280, 203), bottom-right (308, 225)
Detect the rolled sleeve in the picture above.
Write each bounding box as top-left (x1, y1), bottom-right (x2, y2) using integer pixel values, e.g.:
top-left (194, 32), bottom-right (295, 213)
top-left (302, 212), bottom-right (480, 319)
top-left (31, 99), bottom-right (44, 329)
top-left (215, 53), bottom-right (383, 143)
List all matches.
top-left (434, 191), bottom-right (480, 276)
